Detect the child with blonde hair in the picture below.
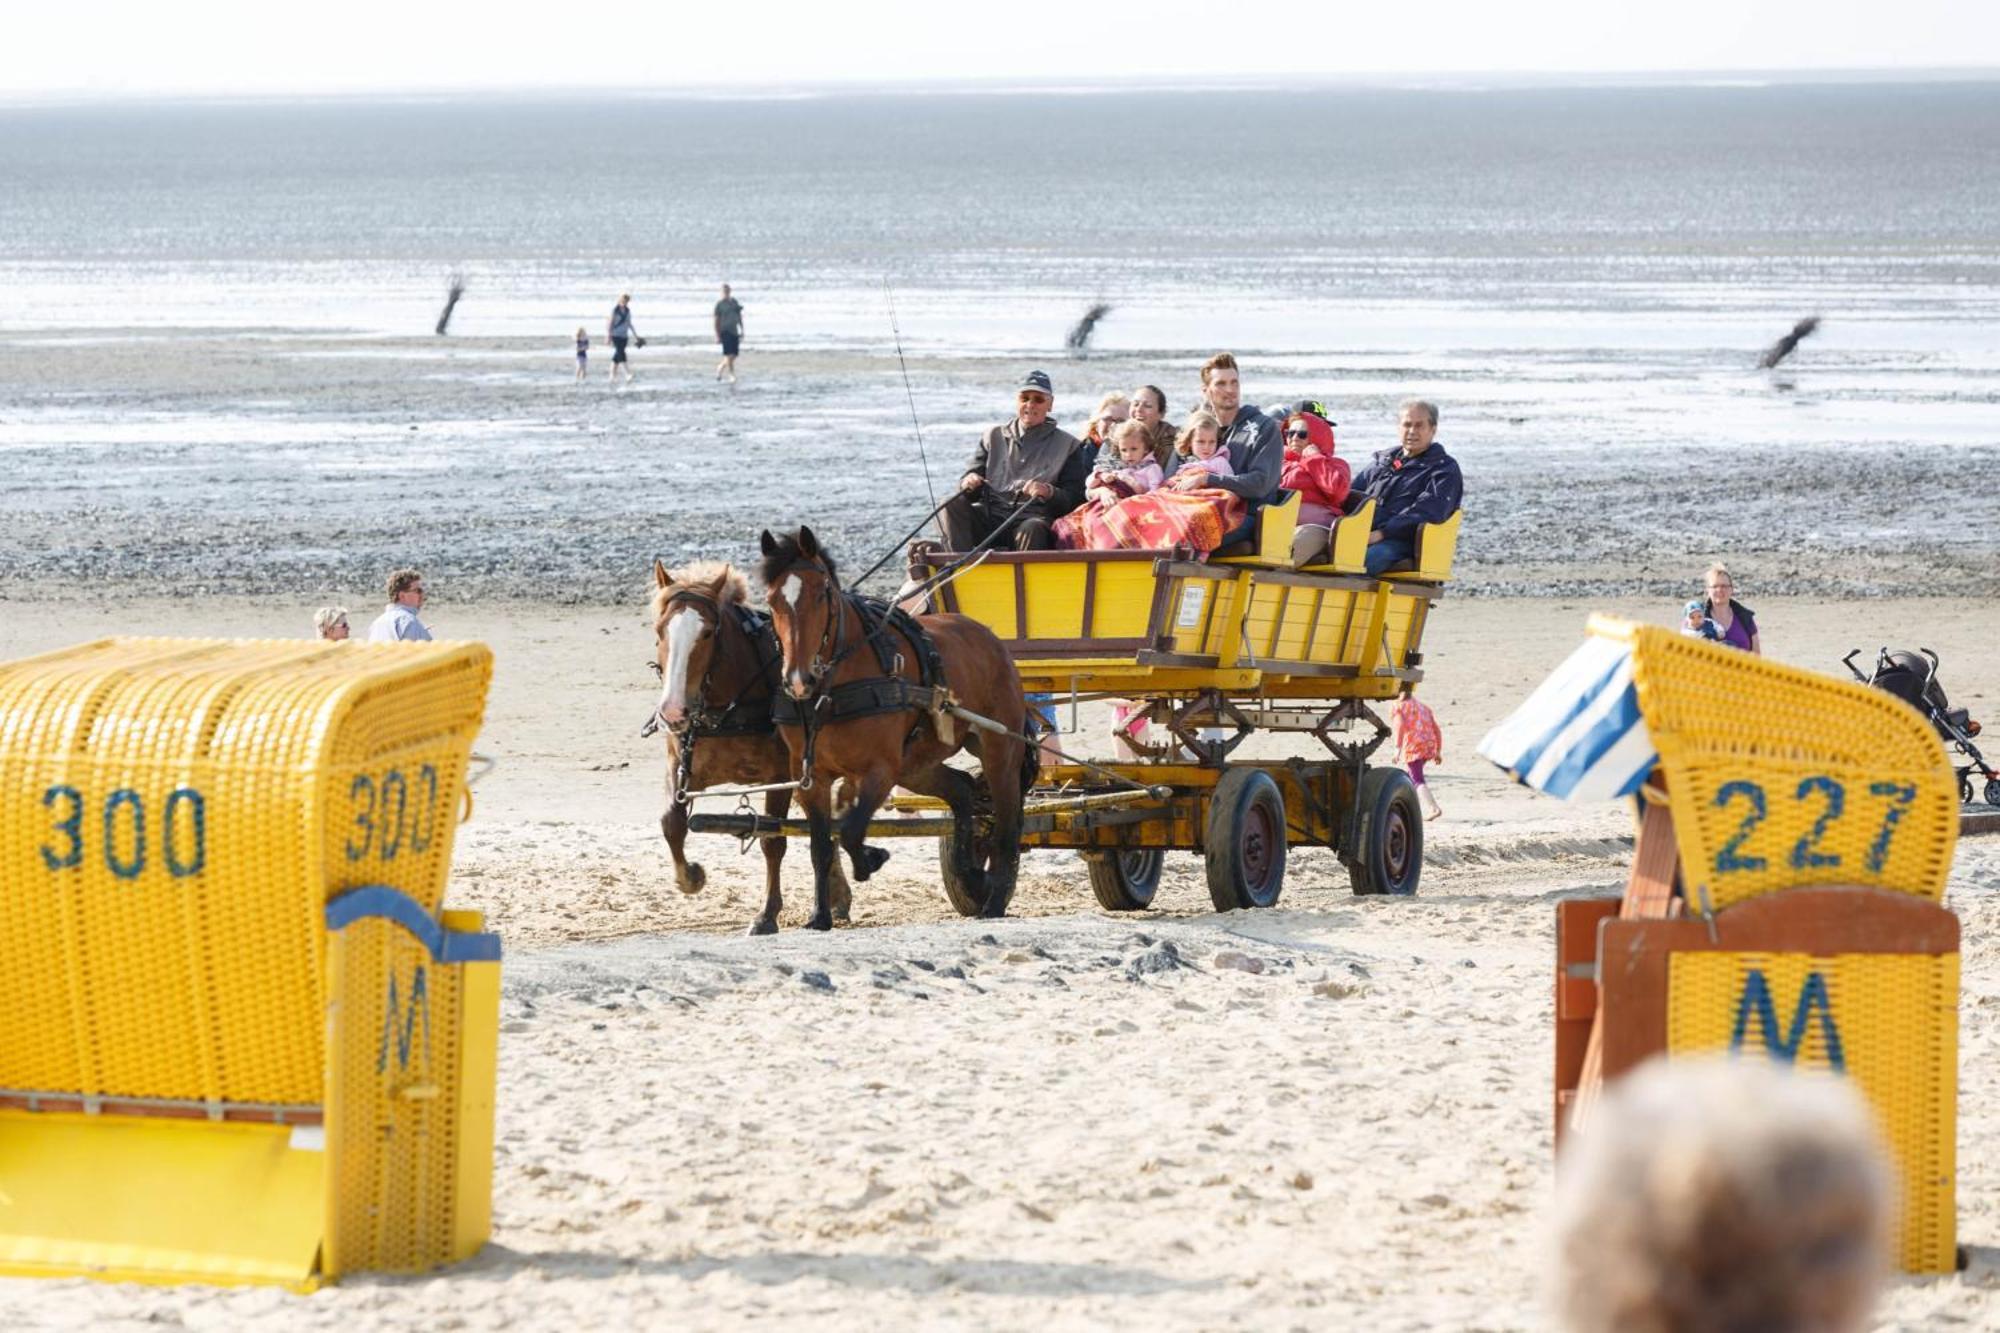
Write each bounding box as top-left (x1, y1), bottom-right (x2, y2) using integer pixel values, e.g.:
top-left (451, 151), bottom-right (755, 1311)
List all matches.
top-left (1166, 409), bottom-right (1233, 490)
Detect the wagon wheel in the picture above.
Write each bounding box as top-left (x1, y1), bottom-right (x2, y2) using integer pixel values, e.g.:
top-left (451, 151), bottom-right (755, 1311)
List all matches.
top-left (1204, 768), bottom-right (1287, 911)
top-left (938, 826), bottom-right (992, 918)
top-left (1347, 767), bottom-right (1423, 896)
top-left (1085, 848), bottom-right (1165, 912)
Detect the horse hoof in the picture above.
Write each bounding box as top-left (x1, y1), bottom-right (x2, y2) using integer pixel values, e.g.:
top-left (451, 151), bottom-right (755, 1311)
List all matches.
top-left (834, 906), bottom-right (852, 924)
top-left (746, 918), bottom-right (778, 937)
top-left (677, 864), bottom-right (706, 896)
top-left (854, 845), bottom-right (891, 881)
top-left (806, 913), bottom-right (835, 932)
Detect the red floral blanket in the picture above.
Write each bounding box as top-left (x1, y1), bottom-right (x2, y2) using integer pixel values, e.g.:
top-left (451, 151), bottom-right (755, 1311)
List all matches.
top-left (1054, 488), bottom-right (1248, 552)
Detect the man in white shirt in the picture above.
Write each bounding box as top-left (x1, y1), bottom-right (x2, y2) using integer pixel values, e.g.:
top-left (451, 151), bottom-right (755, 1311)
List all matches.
top-left (368, 569), bottom-right (433, 642)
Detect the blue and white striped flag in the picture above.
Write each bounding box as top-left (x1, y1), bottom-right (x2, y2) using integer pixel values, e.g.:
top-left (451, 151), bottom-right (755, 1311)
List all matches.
top-left (1477, 634), bottom-right (1658, 802)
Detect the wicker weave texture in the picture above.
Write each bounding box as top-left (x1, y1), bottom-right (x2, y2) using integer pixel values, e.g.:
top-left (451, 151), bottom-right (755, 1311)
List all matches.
top-left (324, 911), bottom-right (496, 1277)
top-left (1609, 620), bottom-right (1958, 911)
top-left (1667, 950), bottom-right (1958, 1273)
top-left (0, 637), bottom-right (492, 1106)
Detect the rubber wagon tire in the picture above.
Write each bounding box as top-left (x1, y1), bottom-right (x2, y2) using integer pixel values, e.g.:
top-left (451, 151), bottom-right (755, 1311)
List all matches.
top-left (1205, 768), bottom-right (1287, 911)
top-left (938, 827), bottom-right (1015, 918)
top-left (1086, 848), bottom-right (1165, 912)
top-left (1347, 767), bottom-right (1423, 896)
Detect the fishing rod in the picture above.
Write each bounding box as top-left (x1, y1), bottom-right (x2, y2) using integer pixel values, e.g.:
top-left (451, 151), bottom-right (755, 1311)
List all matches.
top-left (883, 278), bottom-right (940, 521)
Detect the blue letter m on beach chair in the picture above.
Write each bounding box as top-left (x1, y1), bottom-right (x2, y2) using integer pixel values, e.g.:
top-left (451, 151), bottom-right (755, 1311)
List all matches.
top-left (1729, 968), bottom-right (1845, 1073)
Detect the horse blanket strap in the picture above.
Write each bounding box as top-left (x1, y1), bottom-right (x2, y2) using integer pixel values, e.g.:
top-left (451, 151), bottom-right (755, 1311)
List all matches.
top-left (773, 597), bottom-right (946, 727)
top-left (773, 678), bottom-right (944, 727)
top-left (850, 596), bottom-right (945, 690)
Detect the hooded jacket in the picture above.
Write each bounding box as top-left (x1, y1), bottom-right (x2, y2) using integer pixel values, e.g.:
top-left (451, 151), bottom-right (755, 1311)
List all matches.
top-left (1344, 442), bottom-right (1463, 540)
top-left (964, 418), bottom-right (1087, 514)
top-left (1279, 413), bottom-right (1350, 513)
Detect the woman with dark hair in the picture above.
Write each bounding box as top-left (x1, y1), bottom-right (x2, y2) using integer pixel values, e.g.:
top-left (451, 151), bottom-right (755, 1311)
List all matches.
top-left (1130, 384), bottom-right (1177, 465)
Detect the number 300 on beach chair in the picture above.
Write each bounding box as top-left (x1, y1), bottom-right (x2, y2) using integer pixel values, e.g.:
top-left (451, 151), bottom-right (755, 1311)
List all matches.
top-left (0, 637), bottom-right (499, 1291)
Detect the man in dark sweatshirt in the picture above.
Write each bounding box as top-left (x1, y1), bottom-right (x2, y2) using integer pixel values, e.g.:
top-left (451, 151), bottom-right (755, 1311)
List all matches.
top-left (1343, 399), bottom-right (1464, 575)
top-left (940, 369), bottom-right (1087, 551)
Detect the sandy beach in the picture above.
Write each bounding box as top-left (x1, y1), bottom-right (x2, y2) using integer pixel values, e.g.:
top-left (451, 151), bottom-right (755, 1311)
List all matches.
top-left (3, 79), bottom-right (2000, 1330)
top-left (1, 592), bottom-right (1996, 1330)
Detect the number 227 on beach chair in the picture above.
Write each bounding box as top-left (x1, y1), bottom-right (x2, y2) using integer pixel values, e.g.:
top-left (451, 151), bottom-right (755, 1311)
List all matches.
top-left (1479, 617), bottom-right (1963, 1273)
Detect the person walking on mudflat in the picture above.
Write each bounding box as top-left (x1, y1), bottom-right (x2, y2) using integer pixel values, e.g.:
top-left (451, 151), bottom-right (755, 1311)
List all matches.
top-left (714, 283), bottom-right (745, 383)
top-left (608, 294), bottom-right (640, 386)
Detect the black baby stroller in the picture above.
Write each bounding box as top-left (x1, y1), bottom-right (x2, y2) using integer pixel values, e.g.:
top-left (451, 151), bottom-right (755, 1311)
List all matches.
top-left (1844, 646), bottom-right (2000, 807)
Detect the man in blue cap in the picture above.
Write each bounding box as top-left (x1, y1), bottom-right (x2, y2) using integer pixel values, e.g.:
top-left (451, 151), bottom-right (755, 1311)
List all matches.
top-left (940, 369), bottom-right (1087, 551)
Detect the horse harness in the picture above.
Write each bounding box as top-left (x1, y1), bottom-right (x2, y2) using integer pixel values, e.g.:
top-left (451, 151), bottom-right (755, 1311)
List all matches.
top-left (770, 564), bottom-right (949, 789)
top-left (651, 589), bottom-right (785, 806)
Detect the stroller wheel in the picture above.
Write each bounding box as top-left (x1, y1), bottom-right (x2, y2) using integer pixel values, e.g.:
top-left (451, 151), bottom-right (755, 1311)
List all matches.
top-left (1987, 778), bottom-right (2000, 808)
top-left (1962, 775), bottom-right (1976, 805)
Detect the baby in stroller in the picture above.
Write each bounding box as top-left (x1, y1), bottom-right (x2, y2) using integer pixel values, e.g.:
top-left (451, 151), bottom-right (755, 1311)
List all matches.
top-left (1847, 646), bottom-right (2000, 807)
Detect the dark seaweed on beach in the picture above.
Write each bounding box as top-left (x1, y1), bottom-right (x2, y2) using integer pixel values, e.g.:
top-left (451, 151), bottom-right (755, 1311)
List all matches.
top-left (1759, 316), bottom-right (1821, 369)
top-left (435, 272), bottom-right (469, 335)
top-left (1065, 302), bottom-right (1112, 356)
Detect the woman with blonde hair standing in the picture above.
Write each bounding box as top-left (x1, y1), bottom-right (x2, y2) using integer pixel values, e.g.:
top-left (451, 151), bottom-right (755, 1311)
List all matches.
top-left (1693, 564), bottom-right (1761, 654)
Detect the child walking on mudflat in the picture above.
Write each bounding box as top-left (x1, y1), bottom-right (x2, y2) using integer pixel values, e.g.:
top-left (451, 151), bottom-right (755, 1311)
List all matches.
top-left (574, 327), bottom-right (589, 383)
top-left (1389, 684), bottom-right (1444, 820)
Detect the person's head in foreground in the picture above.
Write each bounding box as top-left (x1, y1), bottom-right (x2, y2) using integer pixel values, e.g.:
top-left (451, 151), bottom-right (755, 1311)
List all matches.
top-left (1398, 398), bottom-right (1439, 456)
top-left (386, 569), bottom-right (426, 608)
top-left (313, 606), bottom-right (349, 641)
top-left (1551, 1057), bottom-right (1890, 1333)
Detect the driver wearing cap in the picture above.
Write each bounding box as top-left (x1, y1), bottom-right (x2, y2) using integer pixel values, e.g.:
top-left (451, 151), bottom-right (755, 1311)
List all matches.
top-left (940, 369), bottom-right (1088, 551)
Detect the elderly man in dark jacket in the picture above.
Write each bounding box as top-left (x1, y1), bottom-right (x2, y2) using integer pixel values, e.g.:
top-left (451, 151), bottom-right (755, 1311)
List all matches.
top-left (940, 369), bottom-right (1087, 551)
top-left (1344, 398), bottom-right (1464, 575)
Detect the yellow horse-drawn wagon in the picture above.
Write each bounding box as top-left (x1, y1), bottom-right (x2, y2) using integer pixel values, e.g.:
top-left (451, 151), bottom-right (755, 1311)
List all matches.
top-left (904, 492), bottom-right (1464, 910)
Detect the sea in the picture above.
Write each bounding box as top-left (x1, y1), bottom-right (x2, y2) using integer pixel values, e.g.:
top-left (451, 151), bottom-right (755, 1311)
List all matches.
top-left (1, 81), bottom-right (1997, 600)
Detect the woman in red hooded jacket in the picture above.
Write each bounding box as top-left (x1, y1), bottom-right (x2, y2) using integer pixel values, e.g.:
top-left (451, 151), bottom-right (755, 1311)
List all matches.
top-left (1280, 410), bottom-right (1351, 566)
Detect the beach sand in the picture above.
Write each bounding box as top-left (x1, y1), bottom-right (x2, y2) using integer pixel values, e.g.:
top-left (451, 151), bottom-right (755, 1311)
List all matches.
top-left (0, 593), bottom-right (1997, 1329)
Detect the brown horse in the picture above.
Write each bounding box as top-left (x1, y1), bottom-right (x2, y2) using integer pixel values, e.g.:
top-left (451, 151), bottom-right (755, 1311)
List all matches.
top-left (758, 526), bottom-right (1033, 930)
top-left (648, 560), bottom-right (850, 934)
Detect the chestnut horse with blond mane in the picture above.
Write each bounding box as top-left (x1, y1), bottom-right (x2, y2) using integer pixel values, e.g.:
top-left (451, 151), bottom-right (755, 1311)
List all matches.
top-left (759, 526), bottom-right (1033, 929)
top-left (648, 559), bottom-right (850, 934)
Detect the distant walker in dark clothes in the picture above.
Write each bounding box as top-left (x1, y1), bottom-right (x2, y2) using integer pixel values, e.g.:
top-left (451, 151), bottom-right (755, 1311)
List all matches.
top-left (714, 283), bottom-right (745, 384)
top-left (607, 294), bottom-right (640, 387)
top-left (939, 369), bottom-right (1087, 552)
top-left (1341, 398), bottom-right (1465, 576)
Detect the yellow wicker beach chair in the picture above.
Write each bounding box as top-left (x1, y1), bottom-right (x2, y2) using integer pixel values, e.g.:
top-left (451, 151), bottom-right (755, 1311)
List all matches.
top-left (0, 636), bottom-right (498, 1291)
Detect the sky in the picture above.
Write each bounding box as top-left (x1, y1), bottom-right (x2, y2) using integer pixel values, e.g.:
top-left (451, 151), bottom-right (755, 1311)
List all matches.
top-left (2, 0), bottom-right (1994, 99)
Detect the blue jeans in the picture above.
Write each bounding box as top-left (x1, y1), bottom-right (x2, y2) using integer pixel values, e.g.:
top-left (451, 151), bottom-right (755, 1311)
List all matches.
top-left (1364, 536), bottom-right (1415, 576)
